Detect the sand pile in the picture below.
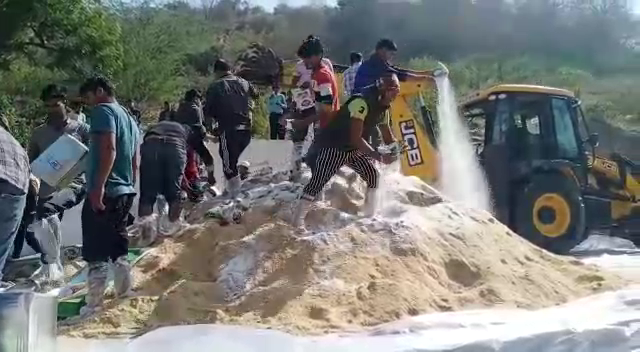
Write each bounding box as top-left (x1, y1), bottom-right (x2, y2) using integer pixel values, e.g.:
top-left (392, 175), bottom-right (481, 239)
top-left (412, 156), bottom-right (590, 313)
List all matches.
top-left (61, 167), bottom-right (624, 338)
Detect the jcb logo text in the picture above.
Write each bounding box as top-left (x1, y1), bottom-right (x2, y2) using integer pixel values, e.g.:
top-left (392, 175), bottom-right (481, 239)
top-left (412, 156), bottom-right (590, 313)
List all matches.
top-left (399, 120), bottom-right (423, 167)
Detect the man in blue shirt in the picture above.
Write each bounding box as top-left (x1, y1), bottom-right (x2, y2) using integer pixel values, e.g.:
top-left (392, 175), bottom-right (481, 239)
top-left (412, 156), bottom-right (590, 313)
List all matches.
top-left (267, 85), bottom-right (287, 140)
top-left (79, 76), bottom-right (140, 315)
top-left (353, 38), bottom-right (446, 95)
top-left (352, 38), bottom-right (448, 148)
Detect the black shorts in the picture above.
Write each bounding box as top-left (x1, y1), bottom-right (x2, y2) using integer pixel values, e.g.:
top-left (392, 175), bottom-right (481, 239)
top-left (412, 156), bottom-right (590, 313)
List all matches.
top-left (291, 108), bottom-right (315, 143)
top-left (81, 194), bottom-right (135, 263)
top-left (139, 138), bottom-right (187, 205)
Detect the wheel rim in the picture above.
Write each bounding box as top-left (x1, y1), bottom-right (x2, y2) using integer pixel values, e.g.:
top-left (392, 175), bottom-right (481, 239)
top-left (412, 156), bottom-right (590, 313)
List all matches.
top-left (532, 193), bottom-right (571, 238)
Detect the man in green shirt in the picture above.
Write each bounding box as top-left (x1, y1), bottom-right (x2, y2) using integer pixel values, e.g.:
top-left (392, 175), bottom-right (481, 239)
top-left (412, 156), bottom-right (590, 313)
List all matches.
top-left (79, 76), bottom-right (140, 315)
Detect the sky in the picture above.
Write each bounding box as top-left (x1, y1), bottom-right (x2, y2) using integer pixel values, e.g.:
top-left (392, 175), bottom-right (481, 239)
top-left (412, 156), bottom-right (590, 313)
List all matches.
top-left (248, 0), bottom-right (640, 13)
top-left (249, 0), bottom-right (336, 10)
top-left (183, 0), bottom-right (640, 13)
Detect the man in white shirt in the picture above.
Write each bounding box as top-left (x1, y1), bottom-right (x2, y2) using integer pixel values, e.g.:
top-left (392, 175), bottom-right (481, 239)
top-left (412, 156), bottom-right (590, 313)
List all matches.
top-left (342, 52), bottom-right (363, 98)
top-left (292, 57), bottom-right (334, 89)
top-left (68, 100), bottom-right (87, 124)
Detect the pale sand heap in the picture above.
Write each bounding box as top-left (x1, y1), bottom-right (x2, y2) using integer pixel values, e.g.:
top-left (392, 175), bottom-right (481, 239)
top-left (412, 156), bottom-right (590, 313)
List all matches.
top-left (60, 168), bottom-right (624, 338)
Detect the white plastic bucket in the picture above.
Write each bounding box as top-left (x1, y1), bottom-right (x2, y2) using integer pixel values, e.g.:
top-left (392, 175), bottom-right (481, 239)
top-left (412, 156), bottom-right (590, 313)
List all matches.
top-left (30, 133), bottom-right (88, 189)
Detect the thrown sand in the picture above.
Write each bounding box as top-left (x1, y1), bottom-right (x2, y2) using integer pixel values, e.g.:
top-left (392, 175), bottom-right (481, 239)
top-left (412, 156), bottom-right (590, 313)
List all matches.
top-left (61, 168), bottom-right (624, 338)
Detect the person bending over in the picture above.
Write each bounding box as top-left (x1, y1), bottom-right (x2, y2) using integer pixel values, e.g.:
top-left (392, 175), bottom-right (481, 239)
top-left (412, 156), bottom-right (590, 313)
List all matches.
top-left (291, 74), bottom-right (402, 228)
top-left (138, 120), bottom-right (192, 241)
top-left (174, 89), bottom-right (216, 186)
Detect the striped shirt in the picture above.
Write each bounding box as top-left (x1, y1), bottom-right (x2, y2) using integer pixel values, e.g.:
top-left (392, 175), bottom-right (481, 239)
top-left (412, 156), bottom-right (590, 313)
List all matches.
top-left (342, 62), bottom-right (362, 97)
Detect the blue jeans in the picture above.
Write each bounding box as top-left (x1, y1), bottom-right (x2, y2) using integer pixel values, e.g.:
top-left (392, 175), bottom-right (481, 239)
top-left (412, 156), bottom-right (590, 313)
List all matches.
top-left (0, 192), bottom-right (27, 281)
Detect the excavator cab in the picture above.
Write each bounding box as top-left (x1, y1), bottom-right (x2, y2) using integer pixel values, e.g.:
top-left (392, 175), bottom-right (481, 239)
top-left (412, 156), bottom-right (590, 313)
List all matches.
top-left (460, 84), bottom-right (639, 253)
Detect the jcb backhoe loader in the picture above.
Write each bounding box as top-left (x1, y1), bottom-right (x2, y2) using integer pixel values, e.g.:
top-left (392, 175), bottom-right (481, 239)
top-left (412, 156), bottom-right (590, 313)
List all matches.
top-left (234, 43), bottom-right (640, 254)
top-left (459, 85), bottom-right (640, 253)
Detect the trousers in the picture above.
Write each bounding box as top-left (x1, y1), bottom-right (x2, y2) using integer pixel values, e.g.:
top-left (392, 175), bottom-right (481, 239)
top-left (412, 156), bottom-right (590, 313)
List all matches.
top-left (218, 128), bottom-right (251, 180)
top-left (188, 128), bottom-right (214, 167)
top-left (139, 138), bottom-right (187, 206)
top-left (269, 113), bottom-right (285, 140)
top-left (302, 148), bottom-right (379, 200)
top-left (0, 183), bottom-right (26, 281)
top-left (13, 184), bottom-right (85, 261)
top-left (81, 194), bottom-right (135, 263)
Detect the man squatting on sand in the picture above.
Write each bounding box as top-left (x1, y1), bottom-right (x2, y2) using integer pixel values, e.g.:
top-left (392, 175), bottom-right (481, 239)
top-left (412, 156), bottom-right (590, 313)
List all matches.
top-left (291, 74), bottom-right (404, 228)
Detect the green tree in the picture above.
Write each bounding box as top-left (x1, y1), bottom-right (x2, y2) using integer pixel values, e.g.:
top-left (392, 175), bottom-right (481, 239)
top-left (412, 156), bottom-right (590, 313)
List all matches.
top-left (0, 0), bottom-right (123, 75)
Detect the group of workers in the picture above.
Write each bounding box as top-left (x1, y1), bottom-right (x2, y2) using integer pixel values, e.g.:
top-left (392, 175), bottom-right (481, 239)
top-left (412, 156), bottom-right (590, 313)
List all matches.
top-left (0, 76), bottom-right (141, 310)
top-left (0, 34), bottom-right (447, 318)
top-left (262, 36), bottom-right (447, 227)
top-left (0, 57), bottom-right (256, 317)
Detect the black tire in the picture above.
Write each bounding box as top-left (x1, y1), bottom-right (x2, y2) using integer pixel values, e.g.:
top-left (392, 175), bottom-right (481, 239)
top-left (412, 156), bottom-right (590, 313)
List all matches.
top-left (514, 173), bottom-right (586, 254)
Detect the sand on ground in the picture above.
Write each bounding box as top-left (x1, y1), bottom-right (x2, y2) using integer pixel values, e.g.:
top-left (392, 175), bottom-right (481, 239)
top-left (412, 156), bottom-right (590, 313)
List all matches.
top-left (60, 168), bottom-right (625, 338)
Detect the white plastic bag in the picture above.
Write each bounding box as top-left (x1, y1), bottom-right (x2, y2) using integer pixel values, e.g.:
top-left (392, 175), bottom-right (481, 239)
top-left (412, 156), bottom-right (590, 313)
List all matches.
top-left (30, 215), bottom-right (64, 284)
top-left (154, 196), bottom-right (184, 237)
top-left (136, 214), bottom-right (159, 247)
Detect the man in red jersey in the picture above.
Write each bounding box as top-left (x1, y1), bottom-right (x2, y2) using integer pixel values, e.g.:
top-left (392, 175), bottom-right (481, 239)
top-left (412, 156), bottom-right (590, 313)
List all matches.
top-left (288, 36), bottom-right (339, 182)
top-left (291, 35), bottom-right (339, 130)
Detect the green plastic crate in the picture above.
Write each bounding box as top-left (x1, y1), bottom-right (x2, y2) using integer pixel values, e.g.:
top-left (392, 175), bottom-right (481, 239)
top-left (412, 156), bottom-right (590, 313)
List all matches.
top-left (58, 296), bottom-right (86, 320)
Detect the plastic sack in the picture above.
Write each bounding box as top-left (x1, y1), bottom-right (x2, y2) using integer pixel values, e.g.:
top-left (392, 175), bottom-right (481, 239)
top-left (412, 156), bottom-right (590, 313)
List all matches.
top-left (154, 196), bottom-right (185, 237)
top-left (135, 214), bottom-right (159, 248)
top-left (155, 196), bottom-right (169, 222)
top-left (59, 287), bottom-right (640, 352)
top-left (30, 215), bottom-right (64, 284)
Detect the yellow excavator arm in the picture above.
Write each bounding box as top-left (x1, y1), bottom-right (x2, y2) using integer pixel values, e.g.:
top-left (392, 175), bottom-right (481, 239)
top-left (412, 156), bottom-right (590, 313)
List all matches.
top-left (389, 80), bottom-right (439, 184)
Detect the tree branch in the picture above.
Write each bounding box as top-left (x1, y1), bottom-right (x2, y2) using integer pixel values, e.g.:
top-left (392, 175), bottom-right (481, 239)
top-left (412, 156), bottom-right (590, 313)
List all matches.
top-left (16, 40), bottom-right (58, 52)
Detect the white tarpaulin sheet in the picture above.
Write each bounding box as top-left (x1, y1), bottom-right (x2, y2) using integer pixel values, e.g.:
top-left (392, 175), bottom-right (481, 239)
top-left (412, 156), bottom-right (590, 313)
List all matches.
top-left (50, 139), bottom-right (640, 352)
top-left (59, 286), bottom-right (640, 352)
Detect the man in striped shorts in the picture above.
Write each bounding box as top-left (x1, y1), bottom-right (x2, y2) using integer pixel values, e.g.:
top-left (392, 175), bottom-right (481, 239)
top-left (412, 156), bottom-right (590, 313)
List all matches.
top-left (290, 74), bottom-right (402, 228)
